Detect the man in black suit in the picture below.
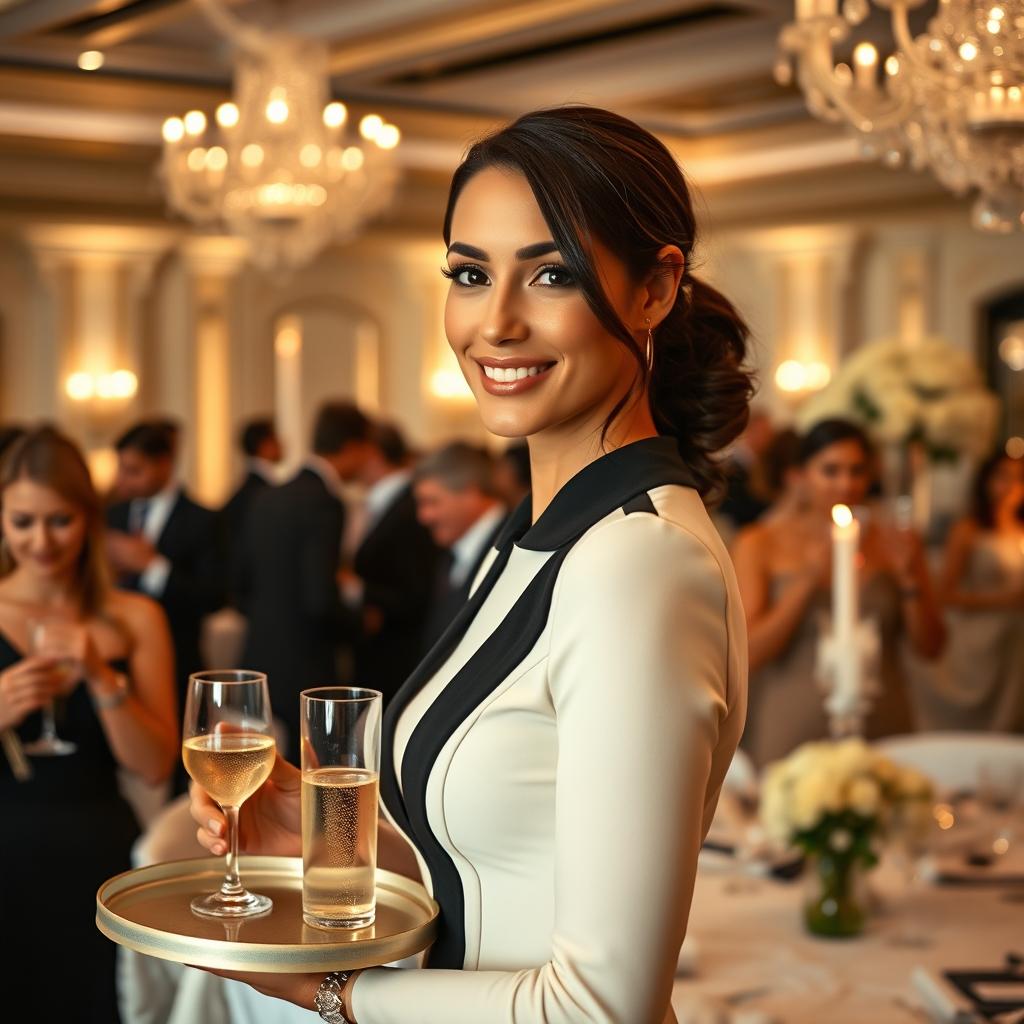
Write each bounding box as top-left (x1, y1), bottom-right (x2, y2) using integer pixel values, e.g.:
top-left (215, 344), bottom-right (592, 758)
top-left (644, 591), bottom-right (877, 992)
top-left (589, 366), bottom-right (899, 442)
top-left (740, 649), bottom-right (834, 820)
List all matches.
top-left (344, 423), bottom-right (443, 706)
top-left (222, 417), bottom-right (282, 605)
top-left (223, 417), bottom-right (282, 540)
top-left (414, 442), bottom-right (507, 653)
top-left (237, 402), bottom-right (371, 758)
top-left (106, 420), bottom-right (227, 716)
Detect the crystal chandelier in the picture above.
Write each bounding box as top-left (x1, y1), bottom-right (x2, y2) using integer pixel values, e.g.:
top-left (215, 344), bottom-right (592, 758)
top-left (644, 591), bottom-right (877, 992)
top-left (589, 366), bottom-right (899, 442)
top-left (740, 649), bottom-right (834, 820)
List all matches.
top-left (160, 0), bottom-right (400, 270)
top-left (777, 0), bottom-right (1024, 232)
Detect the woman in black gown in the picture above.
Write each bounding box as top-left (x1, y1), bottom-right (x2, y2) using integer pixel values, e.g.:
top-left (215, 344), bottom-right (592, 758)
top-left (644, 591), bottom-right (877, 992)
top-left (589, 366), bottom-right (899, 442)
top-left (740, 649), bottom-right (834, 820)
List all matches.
top-left (0, 427), bottom-right (178, 1022)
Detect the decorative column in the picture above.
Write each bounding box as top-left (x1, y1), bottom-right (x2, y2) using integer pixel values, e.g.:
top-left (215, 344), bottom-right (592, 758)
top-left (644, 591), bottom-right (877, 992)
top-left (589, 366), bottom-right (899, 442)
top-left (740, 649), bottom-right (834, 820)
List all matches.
top-left (21, 224), bottom-right (176, 489)
top-left (180, 236), bottom-right (250, 508)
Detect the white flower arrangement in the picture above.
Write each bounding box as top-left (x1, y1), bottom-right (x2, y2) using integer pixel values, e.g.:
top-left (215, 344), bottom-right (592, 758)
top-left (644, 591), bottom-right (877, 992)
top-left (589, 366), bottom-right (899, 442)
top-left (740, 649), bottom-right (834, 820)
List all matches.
top-left (760, 738), bottom-right (934, 863)
top-left (796, 337), bottom-right (1000, 461)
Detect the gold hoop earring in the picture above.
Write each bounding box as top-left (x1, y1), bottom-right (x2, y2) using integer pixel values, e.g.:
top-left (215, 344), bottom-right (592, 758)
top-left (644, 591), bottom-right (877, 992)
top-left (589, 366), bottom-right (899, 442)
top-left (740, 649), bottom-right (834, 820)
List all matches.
top-left (644, 317), bottom-right (655, 373)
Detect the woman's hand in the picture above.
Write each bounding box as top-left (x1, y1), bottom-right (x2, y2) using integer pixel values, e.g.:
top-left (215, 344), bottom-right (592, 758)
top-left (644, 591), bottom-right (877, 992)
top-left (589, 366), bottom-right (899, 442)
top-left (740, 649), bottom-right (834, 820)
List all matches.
top-left (0, 655), bottom-right (63, 731)
top-left (882, 524), bottom-right (928, 593)
top-left (191, 966), bottom-right (323, 1013)
top-left (190, 753), bottom-right (301, 857)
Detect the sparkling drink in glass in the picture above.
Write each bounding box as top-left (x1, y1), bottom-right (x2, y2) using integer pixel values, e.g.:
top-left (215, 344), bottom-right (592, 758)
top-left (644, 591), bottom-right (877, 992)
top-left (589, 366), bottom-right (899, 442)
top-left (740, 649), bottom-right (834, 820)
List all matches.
top-left (301, 687), bottom-right (382, 929)
top-left (23, 617), bottom-right (82, 757)
top-left (182, 670), bottom-right (276, 918)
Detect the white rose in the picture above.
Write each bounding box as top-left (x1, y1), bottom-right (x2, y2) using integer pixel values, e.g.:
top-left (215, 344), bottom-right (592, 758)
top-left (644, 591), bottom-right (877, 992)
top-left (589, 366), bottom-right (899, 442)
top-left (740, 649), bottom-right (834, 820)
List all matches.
top-left (868, 384), bottom-right (920, 443)
top-left (848, 776), bottom-right (881, 817)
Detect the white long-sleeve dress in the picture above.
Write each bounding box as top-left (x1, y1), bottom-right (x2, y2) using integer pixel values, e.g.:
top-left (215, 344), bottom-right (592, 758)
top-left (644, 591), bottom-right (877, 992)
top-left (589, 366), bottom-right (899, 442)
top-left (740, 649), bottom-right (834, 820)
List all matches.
top-left (352, 436), bottom-right (748, 1024)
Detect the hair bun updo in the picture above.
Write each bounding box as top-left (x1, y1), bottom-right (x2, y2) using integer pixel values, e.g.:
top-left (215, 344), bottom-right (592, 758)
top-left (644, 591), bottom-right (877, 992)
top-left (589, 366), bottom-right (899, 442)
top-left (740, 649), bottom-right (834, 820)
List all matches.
top-left (443, 104), bottom-right (755, 504)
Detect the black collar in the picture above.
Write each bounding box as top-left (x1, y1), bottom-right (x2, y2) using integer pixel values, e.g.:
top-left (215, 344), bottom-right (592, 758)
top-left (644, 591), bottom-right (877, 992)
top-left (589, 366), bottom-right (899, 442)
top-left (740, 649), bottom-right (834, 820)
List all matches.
top-left (495, 436), bottom-right (696, 553)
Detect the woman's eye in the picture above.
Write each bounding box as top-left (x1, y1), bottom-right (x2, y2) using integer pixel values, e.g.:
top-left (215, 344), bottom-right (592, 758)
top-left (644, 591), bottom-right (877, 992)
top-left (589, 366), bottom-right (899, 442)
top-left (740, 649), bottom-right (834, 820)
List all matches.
top-left (9, 517), bottom-right (31, 529)
top-left (450, 265), bottom-right (489, 287)
top-left (49, 515), bottom-right (73, 528)
top-left (533, 266), bottom-right (574, 288)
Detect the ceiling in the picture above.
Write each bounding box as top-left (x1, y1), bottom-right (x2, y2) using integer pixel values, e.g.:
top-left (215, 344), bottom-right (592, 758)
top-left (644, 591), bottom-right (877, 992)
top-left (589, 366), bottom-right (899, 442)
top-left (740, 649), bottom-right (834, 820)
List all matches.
top-left (0, 0), bottom-right (951, 230)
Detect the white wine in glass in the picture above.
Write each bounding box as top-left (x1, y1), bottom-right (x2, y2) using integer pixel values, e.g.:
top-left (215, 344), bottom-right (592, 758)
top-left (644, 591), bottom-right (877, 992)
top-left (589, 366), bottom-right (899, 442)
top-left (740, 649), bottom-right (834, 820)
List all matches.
top-left (22, 617), bottom-right (81, 757)
top-left (182, 670), bottom-right (276, 918)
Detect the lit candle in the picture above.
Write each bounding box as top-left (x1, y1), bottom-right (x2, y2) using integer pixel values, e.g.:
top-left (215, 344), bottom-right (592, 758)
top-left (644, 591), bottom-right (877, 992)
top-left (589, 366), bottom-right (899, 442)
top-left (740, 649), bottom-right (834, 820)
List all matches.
top-left (831, 504), bottom-right (860, 710)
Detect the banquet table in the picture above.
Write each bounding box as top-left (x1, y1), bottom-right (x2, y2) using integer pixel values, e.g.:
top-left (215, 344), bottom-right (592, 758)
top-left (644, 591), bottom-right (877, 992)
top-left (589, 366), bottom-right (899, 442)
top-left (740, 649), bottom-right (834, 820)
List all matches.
top-left (672, 851), bottom-right (1023, 1023)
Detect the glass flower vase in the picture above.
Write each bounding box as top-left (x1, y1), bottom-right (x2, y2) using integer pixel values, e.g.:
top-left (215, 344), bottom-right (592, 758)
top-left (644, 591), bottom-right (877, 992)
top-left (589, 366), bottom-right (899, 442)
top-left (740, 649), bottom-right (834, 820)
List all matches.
top-left (803, 851), bottom-right (865, 939)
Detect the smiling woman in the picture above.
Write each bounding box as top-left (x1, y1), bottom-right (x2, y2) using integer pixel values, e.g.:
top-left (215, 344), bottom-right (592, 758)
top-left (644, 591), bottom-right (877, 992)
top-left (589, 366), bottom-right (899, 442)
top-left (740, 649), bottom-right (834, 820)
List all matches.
top-left (190, 105), bottom-right (753, 1024)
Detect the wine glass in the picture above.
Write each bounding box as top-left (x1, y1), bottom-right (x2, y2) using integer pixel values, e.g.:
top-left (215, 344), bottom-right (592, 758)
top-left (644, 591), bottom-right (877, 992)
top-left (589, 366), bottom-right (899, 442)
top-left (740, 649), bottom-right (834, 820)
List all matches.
top-left (885, 800), bottom-right (936, 949)
top-left (182, 670), bottom-right (276, 918)
top-left (22, 617), bottom-right (82, 757)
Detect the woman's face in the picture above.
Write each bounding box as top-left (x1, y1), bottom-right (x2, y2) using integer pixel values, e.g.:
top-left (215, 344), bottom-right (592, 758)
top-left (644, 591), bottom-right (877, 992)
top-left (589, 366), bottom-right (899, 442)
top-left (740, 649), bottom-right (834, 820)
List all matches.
top-left (1, 478), bottom-right (87, 580)
top-left (987, 456), bottom-right (1024, 513)
top-left (443, 166), bottom-right (646, 440)
top-left (800, 439), bottom-right (872, 512)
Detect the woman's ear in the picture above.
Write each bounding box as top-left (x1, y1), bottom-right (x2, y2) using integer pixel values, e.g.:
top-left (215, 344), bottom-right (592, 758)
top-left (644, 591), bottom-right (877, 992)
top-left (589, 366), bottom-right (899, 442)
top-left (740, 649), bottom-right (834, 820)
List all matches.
top-left (641, 245), bottom-right (685, 328)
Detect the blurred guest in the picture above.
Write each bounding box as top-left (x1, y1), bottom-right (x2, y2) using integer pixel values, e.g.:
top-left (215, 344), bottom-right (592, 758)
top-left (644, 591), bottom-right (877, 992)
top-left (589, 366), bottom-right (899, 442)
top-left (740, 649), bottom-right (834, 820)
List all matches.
top-left (754, 427), bottom-right (802, 513)
top-left (717, 407), bottom-right (775, 531)
top-left (238, 402), bottom-right (371, 756)
top-left (0, 427), bottom-right (176, 1023)
top-left (493, 440), bottom-right (531, 510)
top-left (106, 421), bottom-right (226, 721)
top-left (414, 442), bottom-right (506, 651)
top-left (732, 419), bottom-right (944, 767)
top-left (222, 417), bottom-right (282, 607)
top-left (345, 423), bottom-right (443, 705)
top-left (223, 417), bottom-right (282, 539)
top-left (932, 451), bottom-right (1024, 731)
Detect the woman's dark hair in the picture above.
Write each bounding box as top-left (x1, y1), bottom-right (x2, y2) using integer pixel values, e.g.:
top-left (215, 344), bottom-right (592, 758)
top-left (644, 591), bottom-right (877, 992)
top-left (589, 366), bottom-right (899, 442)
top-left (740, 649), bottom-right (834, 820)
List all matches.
top-left (971, 450), bottom-right (1021, 529)
top-left (442, 105), bottom-right (753, 502)
top-left (797, 419), bottom-right (874, 466)
top-left (756, 428), bottom-right (802, 500)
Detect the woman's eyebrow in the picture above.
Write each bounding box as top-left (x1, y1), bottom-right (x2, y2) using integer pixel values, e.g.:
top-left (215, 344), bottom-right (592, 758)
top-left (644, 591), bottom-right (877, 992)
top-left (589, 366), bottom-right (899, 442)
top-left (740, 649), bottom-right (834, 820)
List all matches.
top-left (446, 241), bottom-right (559, 261)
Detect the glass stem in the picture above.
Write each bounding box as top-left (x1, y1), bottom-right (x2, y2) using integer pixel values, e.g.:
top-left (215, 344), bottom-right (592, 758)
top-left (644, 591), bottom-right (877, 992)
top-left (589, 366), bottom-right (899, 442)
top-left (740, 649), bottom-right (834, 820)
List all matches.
top-left (221, 805), bottom-right (244, 897)
top-left (41, 702), bottom-right (58, 741)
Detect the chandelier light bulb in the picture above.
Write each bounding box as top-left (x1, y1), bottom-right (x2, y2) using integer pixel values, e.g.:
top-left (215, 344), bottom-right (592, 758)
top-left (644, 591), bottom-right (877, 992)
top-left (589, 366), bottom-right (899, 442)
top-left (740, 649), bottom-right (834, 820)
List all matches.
top-left (184, 110), bottom-right (207, 136)
top-left (77, 50), bottom-right (104, 71)
top-left (187, 147), bottom-right (207, 172)
top-left (162, 117), bottom-right (185, 144)
top-left (323, 102), bottom-right (347, 128)
top-left (853, 42), bottom-right (878, 67)
top-left (989, 6), bottom-right (1004, 19)
top-left (959, 41), bottom-right (979, 60)
top-left (359, 114), bottom-right (384, 141)
top-left (241, 143), bottom-right (264, 167)
top-left (300, 143), bottom-right (323, 167)
top-left (341, 146), bottom-right (365, 171)
top-left (376, 123), bottom-right (401, 149)
top-left (266, 97), bottom-right (290, 124)
top-left (885, 55), bottom-right (900, 76)
top-left (834, 62), bottom-right (853, 86)
top-left (988, 18), bottom-right (1001, 32)
top-left (216, 102), bottom-right (240, 128)
top-left (206, 146), bottom-right (228, 172)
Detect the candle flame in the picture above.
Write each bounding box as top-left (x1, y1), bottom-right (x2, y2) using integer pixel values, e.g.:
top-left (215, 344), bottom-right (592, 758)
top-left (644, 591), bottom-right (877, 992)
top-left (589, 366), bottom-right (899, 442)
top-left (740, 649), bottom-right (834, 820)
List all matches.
top-left (832, 504), bottom-right (853, 528)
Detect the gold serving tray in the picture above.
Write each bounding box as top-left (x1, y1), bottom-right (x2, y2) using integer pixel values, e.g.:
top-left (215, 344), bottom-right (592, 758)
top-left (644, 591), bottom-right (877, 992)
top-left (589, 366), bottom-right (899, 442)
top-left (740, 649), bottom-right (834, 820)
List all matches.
top-left (96, 856), bottom-right (438, 973)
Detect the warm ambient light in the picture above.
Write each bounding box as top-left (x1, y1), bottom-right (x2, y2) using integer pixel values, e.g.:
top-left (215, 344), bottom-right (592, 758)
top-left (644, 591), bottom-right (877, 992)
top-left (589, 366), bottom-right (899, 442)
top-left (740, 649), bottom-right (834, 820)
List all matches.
top-left (359, 114), bottom-right (384, 141)
top-left (430, 369), bottom-right (473, 400)
top-left (162, 117), bottom-right (185, 143)
top-left (1006, 436), bottom-right (1024, 459)
top-left (832, 504), bottom-right (854, 529)
top-left (275, 325), bottom-right (301, 359)
top-left (775, 359), bottom-right (831, 393)
top-left (216, 102), bottom-right (239, 128)
top-left (66, 370), bottom-right (137, 403)
top-left (184, 110), bottom-right (207, 136)
top-left (77, 50), bottom-right (105, 71)
top-left (323, 102), bottom-right (347, 128)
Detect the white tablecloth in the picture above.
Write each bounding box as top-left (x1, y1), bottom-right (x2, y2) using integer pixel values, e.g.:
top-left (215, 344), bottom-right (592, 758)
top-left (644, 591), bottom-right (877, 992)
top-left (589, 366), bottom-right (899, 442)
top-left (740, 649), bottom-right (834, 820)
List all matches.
top-left (672, 853), bottom-right (1022, 1023)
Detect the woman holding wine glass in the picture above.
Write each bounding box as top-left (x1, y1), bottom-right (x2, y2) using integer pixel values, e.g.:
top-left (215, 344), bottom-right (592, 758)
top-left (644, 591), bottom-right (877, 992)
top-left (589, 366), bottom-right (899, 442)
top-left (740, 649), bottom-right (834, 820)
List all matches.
top-left (0, 426), bottom-right (177, 1022)
top-left (190, 105), bottom-right (750, 1024)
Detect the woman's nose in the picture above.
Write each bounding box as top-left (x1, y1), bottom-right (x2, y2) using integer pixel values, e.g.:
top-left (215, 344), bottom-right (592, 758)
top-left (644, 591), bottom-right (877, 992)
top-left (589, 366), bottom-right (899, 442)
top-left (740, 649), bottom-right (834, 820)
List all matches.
top-left (479, 284), bottom-right (528, 346)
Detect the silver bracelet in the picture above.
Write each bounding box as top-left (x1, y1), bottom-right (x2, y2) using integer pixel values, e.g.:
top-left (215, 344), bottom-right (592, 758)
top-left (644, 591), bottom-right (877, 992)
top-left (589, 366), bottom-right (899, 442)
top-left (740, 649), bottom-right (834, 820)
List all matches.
top-left (314, 970), bottom-right (355, 1024)
top-left (92, 671), bottom-right (129, 710)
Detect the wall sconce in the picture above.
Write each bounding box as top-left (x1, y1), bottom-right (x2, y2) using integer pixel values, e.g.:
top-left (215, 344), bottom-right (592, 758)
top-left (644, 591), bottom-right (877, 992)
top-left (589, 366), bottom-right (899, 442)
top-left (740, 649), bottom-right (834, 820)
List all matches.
top-left (65, 369), bottom-right (138, 403)
top-left (775, 359), bottom-right (831, 395)
top-left (429, 368), bottom-right (474, 401)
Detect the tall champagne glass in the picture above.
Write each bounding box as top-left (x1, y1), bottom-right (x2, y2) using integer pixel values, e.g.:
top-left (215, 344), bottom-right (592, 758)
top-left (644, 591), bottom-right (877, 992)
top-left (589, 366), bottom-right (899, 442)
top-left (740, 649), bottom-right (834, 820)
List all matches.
top-left (182, 670), bottom-right (276, 918)
top-left (22, 617), bottom-right (81, 757)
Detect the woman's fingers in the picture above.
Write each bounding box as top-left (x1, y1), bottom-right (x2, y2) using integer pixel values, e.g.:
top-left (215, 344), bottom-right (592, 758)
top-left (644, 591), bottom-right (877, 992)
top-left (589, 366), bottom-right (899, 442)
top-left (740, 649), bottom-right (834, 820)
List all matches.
top-left (189, 779), bottom-right (227, 850)
top-left (195, 825), bottom-right (226, 855)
